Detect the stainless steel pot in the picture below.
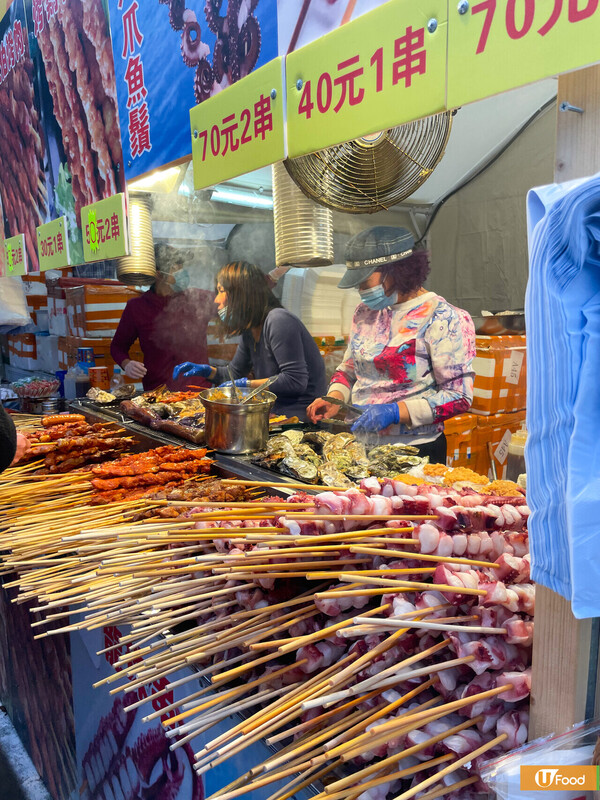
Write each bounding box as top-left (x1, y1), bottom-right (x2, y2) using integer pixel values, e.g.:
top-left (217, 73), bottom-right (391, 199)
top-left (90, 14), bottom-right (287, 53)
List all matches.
top-left (200, 388), bottom-right (276, 454)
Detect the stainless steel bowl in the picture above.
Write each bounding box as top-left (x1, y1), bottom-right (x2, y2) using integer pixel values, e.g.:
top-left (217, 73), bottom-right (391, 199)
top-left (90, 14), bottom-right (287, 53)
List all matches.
top-left (200, 388), bottom-right (276, 454)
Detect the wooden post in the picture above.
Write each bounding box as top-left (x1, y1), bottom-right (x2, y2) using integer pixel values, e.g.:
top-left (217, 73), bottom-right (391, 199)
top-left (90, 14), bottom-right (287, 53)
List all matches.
top-left (529, 64), bottom-right (600, 740)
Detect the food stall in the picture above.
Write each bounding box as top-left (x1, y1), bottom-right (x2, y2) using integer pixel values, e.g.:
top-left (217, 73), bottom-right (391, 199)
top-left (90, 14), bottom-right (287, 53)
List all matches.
top-left (1, 0), bottom-right (600, 798)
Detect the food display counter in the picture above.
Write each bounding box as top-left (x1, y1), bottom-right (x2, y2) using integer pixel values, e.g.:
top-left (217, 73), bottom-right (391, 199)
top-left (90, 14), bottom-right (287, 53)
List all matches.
top-left (0, 410), bottom-right (533, 800)
top-left (0, 418), bottom-right (321, 800)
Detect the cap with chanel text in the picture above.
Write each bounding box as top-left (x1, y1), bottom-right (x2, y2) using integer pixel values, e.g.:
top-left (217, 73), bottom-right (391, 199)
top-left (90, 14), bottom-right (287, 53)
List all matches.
top-left (338, 226), bottom-right (415, 289)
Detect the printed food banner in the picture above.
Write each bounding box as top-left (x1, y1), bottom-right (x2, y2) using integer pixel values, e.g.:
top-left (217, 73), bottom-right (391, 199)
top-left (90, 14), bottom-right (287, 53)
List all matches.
top-left (24, 0), bottom-right (126, 267)
top-left (108, 0), bottom-right (278, 181)
top-left (0, 0), bottom-right (44, 271)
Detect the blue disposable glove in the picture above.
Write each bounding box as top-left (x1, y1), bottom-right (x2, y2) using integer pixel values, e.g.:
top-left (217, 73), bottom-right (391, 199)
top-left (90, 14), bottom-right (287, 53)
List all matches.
top-left (172, 362), bottom-right (212, 381)
top-left (351, 403), bottom-right (400, 433)
top-left (219, 378), bottom-right (249, 388)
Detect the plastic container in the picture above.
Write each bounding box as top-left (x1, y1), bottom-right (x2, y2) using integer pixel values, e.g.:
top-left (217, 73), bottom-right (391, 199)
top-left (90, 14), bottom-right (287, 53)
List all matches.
top-left (110, 366), bottom-right (125, 393)
top-left (506, 424), bottom-right (527, 482)
top-left (64, 366), bottom-right (90, 400)
top-left (89, 366), bottom-right (110, 390)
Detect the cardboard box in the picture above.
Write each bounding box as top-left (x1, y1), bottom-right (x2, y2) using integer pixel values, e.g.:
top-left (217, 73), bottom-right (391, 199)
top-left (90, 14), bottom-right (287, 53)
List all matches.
top-left (65, 284), bottom-right (140, 338)
top-left (35, 334), bottom-right (59, 374)
top-left (58, 336), bottom-right (68, 371)
top-left (471, 335), bottom-right (527, 416)
top-left (21, 275), bottom-right (48, 326)
top-left (444, 413), bottom-right (478, 469)
top-left (8, 333), bottom-right (38, 371)
top-left (48, 296), bottom-right (67, 336)
top-left (65, 336), bottom-right (144, 384)
top-left (469, 410), bottom-right (527, 480)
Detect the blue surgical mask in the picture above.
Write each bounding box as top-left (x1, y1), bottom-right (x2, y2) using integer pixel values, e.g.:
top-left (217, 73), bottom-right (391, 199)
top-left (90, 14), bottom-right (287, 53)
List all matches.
top-left (359, 285), bottom-right (397, 310)
top-left (172, 269), bottom-right (190, 293)
top-left (218, 305), bottom-right (228, 322)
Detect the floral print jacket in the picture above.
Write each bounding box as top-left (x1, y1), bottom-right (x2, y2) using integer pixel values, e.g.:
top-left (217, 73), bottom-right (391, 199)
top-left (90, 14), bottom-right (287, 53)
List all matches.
top-left (329, 292), bottom-right (476, 443)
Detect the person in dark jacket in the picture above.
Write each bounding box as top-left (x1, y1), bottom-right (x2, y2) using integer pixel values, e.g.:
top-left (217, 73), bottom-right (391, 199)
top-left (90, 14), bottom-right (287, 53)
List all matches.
top-left (110, 244), bottom-right (215, 391)
top-left (173, 261), bottom-right (326, 420)
top-left (0, 406), bottom-right (29, 471)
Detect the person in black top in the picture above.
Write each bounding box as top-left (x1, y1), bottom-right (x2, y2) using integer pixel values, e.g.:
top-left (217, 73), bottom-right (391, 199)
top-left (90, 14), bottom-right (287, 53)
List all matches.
top-left (173, 261), bottom-right (326, 420)
top-left (0, 405), bottom-right (17, 472)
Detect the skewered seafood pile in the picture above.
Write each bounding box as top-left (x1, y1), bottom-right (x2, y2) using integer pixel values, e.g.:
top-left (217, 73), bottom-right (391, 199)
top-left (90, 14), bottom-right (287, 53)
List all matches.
top-left (120, 388), bottom-right (206, 444)
top-left (18, 414), bottom-right (133, 473)
top-left (253, 430), bottom-right (426, 486)
top-left (0, 462), bottom-right (533, 800)
top-left (89, 446), bottom-right (212, 504)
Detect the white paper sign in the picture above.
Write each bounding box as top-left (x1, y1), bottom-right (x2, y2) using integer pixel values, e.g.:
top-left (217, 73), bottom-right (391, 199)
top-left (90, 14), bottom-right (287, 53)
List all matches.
top-left (494, 429), bottom-right (513, 464)
top-left (505, 350), bottom-right (525, 385)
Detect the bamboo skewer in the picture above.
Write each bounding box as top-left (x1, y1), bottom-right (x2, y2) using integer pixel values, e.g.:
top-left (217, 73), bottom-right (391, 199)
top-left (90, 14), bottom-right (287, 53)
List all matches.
top-left (391, 734), bottom-right (507, 800)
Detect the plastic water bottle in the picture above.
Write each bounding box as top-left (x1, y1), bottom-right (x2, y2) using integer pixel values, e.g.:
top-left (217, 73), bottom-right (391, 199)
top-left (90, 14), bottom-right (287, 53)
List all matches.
top-left (110, 366), bottom-right (125, 393)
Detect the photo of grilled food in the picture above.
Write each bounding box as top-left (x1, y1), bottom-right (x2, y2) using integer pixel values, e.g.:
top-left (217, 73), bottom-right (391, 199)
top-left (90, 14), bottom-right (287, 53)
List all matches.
top-left (0, 40), bottom-right (47, 271)
top-left (36, 0), bottom-right (124, 219)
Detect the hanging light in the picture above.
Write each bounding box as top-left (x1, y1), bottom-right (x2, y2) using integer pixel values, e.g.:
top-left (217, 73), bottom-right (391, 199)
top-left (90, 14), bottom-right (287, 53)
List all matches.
top-left (272, 162), bottom-right (333, 268)
top-left (116, 193), bottom-right (156, 285)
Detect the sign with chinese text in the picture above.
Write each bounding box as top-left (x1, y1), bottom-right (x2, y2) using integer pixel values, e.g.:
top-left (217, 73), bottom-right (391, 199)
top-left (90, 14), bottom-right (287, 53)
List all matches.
top-left (191, 57), bottom-right (285, 190)
top-left (448, 0), bottom-right (600, 108)
top-left (36, 216), bottom-right (70, 271)
top-left (4, 233), bottom-right (27, 276)
top-left (108, 0), bottom-right (278, 181)
top-left (81, 194), bottom-right (128, 263)
top-left (286, 0), bottom-right (447, 158)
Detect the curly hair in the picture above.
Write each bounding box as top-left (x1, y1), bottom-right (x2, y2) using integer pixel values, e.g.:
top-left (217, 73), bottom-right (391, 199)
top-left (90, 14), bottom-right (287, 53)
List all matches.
top-left (217, 261), bottom-right (281, 335)
top-left (377, 247), bottom-right (431, 296)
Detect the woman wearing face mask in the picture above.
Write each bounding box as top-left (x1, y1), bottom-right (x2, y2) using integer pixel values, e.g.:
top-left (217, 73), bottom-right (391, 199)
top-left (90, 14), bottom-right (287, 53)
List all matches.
top-left (110, 243), bottom-right (215, 390)
top-left (307, 227), bottom-right (476, 463)
top-left (173, 261), bottom-right (326, 420)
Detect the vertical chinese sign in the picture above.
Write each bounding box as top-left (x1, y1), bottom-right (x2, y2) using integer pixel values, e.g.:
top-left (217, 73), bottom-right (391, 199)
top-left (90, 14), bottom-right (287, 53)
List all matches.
top-left (0, 0), bottom-right (41, 272)
top-left (21, 0), bottom-right (125, 266)
top-left (286, 0), bottom-right (447, 158)
top-left (108, 0), bottom-right (279, 180)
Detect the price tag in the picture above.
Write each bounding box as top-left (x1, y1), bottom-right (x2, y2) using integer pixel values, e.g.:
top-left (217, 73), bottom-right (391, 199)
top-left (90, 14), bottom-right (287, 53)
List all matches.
top-left (448, 0), bottom-right (600, 108)
top-left (36, 216), bottom-right (71, 271)
top-left (494, 429), bottom-right (512, 465)
top-left (81, 193), bottom-right (129, 262)
top-left (190, 58), bottom-right (285, 191)
top-left (286, 0), bottom-right (447, 159)
top-left (4, 234), bottom-right (27, 277)
top-left (504, 349), bottom-right (525, 386)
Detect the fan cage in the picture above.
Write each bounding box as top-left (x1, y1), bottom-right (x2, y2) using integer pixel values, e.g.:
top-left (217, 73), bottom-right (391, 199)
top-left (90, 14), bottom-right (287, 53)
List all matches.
top-left (284, 112), bottom-right (453, 215)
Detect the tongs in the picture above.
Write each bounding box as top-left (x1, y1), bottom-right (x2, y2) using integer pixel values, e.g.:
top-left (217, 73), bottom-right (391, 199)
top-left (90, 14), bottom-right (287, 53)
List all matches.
top-left (320, 395), bottom-right (364, 419)
top-left (241, 375), bottom-right (278, 404)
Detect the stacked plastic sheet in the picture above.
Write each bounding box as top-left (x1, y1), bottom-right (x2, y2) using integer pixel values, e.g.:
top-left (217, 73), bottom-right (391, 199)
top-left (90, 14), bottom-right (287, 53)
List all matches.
top-left (282, 266), bottom-right (361, 337)
top-left (526, 171), bottom-right (600, 618)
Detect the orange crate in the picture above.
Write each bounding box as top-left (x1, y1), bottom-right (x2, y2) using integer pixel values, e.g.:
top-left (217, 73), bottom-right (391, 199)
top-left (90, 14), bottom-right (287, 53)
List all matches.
top-left (469, 410), bottom-right (527, 480)
top-left (472, 335), bottom-right (526, 416)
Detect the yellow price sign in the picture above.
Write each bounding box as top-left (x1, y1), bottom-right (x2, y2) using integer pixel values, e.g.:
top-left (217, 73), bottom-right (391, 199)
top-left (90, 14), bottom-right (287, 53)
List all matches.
top-left (286, 0), bottom-right (447, 159)
top-left (448, 0), bottom-right (600, 108)
top-left (4, 234), bottom-right (27, 277)
top-left (190, 58), bottom-right (285, 191)
top-left (37, 216), bottom-right (71, 271)
top-left (81, 194), bottom-right (129, 262)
